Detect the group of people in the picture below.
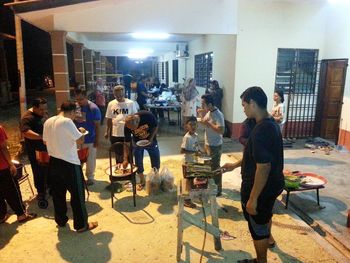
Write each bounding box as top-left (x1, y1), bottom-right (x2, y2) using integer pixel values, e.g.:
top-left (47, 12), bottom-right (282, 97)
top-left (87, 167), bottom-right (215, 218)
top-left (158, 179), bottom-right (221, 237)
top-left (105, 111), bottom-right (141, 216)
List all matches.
top-left (180, 85), bottom-right (285, 263)
top-left (1, 73), bottom-right (285, 262)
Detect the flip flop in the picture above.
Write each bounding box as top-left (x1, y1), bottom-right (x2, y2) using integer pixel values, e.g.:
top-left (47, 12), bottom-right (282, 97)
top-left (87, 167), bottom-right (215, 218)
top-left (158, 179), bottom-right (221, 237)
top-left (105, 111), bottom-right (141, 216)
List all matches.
top-left (220, 231), bottom-right (236, 240)
top-left (0, 214), bottom-right (10, 224)
top-left (136, 184), bottom-right (145, 191)
top-left (18, 213), bottom-right (37, 223)
top-left (77, 221), bottom-right (98, 233)
top-left (184, 200), bottom-right (197, 209)
top-left (268, 241), bottom-right (276, 248)
top-left (237, 259), bottom-right (257, 263)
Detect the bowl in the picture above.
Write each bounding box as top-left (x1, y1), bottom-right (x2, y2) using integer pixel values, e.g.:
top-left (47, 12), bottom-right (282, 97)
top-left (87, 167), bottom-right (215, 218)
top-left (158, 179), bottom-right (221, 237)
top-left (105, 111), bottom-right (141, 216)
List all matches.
top-left (284, 175), bottom-right (301, 189)
top-left (136, 139), bottom-right (150, 147)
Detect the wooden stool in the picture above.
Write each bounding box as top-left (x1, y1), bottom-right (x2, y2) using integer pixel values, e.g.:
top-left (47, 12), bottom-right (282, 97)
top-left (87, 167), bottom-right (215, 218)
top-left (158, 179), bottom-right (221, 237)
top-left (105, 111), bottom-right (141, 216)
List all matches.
top-left (176, 178), bottom-right (222, 262)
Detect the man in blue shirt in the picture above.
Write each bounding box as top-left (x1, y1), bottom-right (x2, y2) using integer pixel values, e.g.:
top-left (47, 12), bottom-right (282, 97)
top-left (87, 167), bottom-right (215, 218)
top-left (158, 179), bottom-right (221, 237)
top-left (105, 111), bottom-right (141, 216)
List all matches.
top-left (134, 77), bottom-right (148, 110)
top-left (74, 88), bottom-right (101, 185)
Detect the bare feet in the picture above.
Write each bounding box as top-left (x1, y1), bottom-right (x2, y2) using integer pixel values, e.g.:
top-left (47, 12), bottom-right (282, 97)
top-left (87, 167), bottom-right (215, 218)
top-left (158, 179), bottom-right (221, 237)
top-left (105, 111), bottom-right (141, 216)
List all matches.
top-left (76, 221), bottom-right (98, 233)
top-left (17, 213), bottom-right (37, 223)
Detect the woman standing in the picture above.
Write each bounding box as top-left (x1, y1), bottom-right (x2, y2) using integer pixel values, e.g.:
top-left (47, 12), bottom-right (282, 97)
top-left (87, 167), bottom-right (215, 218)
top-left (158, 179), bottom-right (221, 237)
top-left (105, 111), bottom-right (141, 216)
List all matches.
top-left (271, 89), bottom-right (285, 134)
top-left (181, 78), bottom-right (199, 129)
top-left (205, 80), bottom-right (223, 111)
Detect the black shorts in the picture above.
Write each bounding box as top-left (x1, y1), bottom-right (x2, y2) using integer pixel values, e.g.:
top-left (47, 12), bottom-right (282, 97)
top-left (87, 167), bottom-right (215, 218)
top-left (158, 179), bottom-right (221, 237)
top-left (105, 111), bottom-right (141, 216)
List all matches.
top-left (241, 188), bottom-right (283, 240)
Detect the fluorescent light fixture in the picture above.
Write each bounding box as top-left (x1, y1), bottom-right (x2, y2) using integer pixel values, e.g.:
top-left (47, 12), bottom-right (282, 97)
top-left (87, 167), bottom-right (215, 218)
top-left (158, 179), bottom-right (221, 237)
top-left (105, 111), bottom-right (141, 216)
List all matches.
top-left (131, 32), bottom-right (170, 40)
top-left (127, 48), bottom-right (154, 59)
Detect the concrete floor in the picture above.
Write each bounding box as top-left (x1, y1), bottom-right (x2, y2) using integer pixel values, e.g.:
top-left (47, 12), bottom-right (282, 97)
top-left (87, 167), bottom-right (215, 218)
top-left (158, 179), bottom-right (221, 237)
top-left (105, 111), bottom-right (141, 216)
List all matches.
top-left (156, 117), bottom-right (350, 259)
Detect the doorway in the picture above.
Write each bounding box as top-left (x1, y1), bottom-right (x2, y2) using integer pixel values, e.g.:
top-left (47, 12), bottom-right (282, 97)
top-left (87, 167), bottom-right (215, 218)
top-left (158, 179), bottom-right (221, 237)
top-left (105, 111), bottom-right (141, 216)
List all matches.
top-left (315, 59), bottom-right (348, 143)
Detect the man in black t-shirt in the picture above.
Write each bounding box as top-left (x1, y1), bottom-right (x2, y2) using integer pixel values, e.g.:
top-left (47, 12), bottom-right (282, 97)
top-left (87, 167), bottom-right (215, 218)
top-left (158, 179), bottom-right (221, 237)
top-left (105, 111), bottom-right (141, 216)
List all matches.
top-left (222, 86), bottom-right (284, 263)
top-left (124, 111), bottom-right (160, 190)
top-left (20, 98), bottom-right (48, 202)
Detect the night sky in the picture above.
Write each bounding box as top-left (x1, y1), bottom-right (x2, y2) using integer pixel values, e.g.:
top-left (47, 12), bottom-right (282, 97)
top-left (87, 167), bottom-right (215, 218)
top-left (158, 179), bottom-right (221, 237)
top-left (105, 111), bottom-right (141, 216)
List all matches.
top-left (1, 0), bottom-right (53, 91)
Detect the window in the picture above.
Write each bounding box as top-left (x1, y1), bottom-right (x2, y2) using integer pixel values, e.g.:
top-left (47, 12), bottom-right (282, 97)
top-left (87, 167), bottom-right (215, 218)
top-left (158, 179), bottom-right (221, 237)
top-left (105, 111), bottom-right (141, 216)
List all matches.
top-left (172, 59), bottom-right (179, 83)
top-left (195, 52), bottom-right (213, 87)
top-left (275, 48), bottom-right (318, 94)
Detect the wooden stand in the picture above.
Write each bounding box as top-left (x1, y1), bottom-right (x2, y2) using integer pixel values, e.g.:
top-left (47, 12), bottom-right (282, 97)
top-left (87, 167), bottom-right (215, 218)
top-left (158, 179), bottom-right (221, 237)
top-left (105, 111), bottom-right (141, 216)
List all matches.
top-left (176, 179), bottom-right (222, 262)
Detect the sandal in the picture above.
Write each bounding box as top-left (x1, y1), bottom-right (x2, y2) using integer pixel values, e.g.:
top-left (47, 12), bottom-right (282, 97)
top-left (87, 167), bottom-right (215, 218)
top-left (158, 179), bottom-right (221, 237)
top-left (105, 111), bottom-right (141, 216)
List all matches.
top-left (77, 221), bottom-right (98, 233)
top-left (0, 214), bottom-right (10, 224)
top-left (137, 183), bottom-right (145, 191)
top-left (268, 241), bottom-right (276, 248)
top-left (237, 259), bottom-right (257, 263)
top-left (220, 231), bottom-right (236, 240)
top-left (184, 200), bottom-right (197, 209)
top-left (18, 213), bottom-right (37, 223)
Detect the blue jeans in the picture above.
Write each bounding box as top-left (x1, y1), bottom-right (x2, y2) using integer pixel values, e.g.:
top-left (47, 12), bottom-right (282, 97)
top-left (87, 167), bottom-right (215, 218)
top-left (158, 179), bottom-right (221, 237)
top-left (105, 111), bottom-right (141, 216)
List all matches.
top-left (133, 141), bottom-right (160, 174)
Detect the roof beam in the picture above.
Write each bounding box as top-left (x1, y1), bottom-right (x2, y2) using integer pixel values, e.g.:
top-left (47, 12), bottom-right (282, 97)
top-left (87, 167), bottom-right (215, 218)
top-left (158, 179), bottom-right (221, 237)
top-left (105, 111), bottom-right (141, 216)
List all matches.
top-left (5, 0), bottom-right (98, 13)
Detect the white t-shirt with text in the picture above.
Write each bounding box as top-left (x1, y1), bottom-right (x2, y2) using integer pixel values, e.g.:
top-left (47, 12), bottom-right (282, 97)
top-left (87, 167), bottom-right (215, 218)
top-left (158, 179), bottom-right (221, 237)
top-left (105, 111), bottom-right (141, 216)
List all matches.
top-left (105, 98), bottom-right (138, 137)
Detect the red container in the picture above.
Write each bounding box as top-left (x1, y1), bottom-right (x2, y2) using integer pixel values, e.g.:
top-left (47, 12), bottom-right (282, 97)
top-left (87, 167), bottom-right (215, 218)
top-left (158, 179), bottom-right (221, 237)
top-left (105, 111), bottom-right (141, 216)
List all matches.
top-left (78, 148), bottom-right (89, 163)
top-left (35, 151), bottom-right (50, 165)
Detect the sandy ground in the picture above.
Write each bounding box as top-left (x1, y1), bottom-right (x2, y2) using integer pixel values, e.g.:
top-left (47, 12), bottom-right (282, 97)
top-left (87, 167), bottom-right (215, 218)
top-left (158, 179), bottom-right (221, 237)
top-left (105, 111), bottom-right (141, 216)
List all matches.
top-left (0, 151), bottom-right (339, 263)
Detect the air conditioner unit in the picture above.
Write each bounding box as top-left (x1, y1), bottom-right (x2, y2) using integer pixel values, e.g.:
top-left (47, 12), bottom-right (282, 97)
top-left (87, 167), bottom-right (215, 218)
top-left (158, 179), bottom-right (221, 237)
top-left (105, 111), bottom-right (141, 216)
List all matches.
top-left (175, 44), bottom-right (189, 58)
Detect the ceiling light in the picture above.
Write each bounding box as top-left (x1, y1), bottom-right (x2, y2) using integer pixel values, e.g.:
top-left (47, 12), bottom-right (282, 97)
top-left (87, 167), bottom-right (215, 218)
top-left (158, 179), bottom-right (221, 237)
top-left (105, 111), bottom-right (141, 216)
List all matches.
top-left (131, 32), bottom-right (170, 40)
top-left (127, 48), bottom-right (154, 59)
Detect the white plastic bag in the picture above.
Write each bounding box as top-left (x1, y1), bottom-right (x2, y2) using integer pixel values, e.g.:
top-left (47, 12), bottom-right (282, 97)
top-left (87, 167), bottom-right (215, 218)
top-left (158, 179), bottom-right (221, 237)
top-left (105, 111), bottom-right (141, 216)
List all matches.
top-left (146, 167), bottom-right (161, 195)
top-left (160, 167), bottom-right (175, 192)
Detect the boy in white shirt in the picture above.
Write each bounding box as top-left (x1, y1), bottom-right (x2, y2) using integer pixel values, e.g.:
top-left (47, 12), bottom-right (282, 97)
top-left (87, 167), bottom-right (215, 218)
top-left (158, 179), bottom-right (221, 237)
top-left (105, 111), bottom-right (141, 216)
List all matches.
top-left (180, 116), bottom-right (201, 208)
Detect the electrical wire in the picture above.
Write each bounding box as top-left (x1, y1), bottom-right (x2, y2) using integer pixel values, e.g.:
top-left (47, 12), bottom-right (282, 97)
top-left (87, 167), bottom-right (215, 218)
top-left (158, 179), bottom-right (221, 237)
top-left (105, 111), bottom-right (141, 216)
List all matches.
top-left (199, 196), bottom-right (207, 263)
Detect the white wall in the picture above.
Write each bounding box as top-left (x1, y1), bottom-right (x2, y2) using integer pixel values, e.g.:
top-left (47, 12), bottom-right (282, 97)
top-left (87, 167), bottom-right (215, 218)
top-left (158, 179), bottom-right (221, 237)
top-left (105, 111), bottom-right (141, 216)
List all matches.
top-left (22, 0), bottom-right (238, 34)
top-left (158, 52), bottom-right (187, 87)
top-left (323, 1), bottom-right (350, 132)
top-left (232, 0), bottom-right (328, 124)
top-left (187, 35), bottom-right (237, 121)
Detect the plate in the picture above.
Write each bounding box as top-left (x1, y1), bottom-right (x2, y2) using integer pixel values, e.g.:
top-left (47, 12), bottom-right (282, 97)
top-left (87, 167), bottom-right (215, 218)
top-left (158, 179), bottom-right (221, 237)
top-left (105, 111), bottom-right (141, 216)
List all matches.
top-left (136, 139), bottom-right (150, 147)
top-left (300, 173), bottom-right (327, 188)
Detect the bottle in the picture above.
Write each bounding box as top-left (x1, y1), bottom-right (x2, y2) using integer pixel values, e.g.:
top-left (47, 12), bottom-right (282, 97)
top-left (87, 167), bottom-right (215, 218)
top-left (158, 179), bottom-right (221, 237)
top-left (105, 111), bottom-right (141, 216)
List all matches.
top-left (347, 210), bottom-right (350, 228)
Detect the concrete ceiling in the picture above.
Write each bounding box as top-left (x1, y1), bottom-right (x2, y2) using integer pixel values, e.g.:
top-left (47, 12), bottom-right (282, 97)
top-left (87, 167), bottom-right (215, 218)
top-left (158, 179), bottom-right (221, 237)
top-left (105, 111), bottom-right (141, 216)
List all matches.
top-left (7, 0), bottom-right (236, 56)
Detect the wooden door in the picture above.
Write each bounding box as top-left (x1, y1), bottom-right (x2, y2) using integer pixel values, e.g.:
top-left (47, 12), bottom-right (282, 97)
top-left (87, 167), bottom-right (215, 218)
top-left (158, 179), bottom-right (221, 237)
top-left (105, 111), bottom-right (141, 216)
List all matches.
top-left (317, 59), bottom-right (348, 142)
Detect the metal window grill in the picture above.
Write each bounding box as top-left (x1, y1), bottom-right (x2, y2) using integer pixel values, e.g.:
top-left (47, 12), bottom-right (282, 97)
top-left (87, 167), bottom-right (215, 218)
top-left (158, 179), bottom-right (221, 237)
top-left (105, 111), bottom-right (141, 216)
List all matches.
top-left (275, 49), bottom-right (320, 138)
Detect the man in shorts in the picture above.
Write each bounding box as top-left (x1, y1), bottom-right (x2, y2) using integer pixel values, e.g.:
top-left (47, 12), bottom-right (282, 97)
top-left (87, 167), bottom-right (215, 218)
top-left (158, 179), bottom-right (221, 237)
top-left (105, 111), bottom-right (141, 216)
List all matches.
top-left (223, 86), bottom-right (284, 263)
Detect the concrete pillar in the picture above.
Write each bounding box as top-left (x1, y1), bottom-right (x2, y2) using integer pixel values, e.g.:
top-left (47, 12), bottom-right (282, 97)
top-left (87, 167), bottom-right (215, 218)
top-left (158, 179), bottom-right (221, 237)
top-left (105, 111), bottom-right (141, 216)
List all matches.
top-left (84, 49), bottom-right (93, 89)
top-left (50, 31), bottom-right (69, 110)
top-left (0, 39), bottom-right (11, 106)
top-left (72, 43), bottom-right (85, 89)
top-left (101, 56), bottom-right (106, 80)
top-left (94, 51), bottom-right (101, 80)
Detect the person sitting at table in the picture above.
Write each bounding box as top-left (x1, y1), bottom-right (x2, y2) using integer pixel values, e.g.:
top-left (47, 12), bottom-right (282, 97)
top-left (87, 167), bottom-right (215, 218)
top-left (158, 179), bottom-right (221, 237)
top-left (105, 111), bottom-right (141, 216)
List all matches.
top-left (105, 85), bottom-right (138, 165)
top-left (123, 111), bottom-right (160, 191)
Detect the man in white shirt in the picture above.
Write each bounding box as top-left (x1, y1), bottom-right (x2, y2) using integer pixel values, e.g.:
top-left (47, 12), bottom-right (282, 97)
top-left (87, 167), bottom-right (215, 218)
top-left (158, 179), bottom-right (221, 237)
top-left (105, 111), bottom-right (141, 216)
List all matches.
top-left (105, 85), bottom-right (138, 164)
top-left (43, 101), bottom-right (98, 233)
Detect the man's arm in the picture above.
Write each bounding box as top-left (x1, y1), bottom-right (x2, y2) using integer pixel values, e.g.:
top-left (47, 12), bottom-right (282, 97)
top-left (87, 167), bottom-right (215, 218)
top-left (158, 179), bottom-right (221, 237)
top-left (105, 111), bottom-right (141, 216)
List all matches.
top-left (22, 130), bottom-right (42, 140)
top-left (246, 163), bottom-right (271, 215)
top-left (105, 118), bottom-right (112, 139)
top-left (0, 140), bottom-right (17, 176)
top-left (205, 121), bottom-right (224, 135)
top-left (94, 120), bottom-right (100, 148)
top-left (148, 126), bottom-right (158, 143)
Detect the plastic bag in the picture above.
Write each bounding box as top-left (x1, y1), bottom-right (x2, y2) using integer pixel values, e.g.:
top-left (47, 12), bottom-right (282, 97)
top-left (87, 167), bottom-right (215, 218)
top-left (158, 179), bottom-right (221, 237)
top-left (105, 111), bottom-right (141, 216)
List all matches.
top-left (146, 167), bottom-right (161, 195)
top-left (160, 167), bottom-right (175, 192)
